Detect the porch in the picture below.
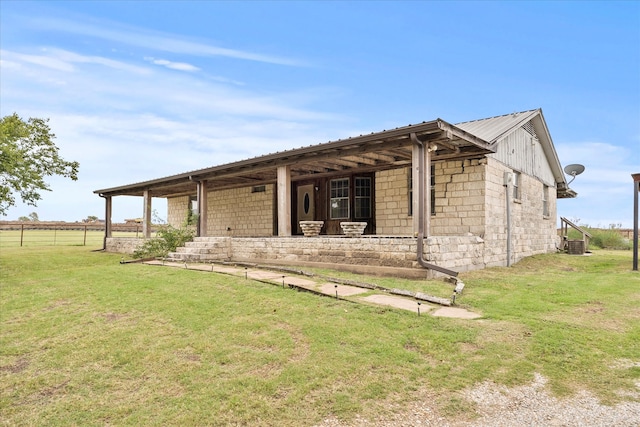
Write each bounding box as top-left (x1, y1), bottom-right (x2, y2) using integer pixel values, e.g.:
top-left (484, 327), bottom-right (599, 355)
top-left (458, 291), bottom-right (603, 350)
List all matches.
top-left (107, 234), bottom-right (487, 279)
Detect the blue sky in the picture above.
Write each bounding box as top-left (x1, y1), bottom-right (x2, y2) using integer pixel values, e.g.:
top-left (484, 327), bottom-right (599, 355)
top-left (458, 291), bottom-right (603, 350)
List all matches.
top-left (1, 1), bottom-right (639, 227)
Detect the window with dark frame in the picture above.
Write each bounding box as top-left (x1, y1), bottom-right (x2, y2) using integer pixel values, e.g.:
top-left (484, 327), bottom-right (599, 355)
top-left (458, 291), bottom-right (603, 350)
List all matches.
top-left (354, 177), bottom-right (372, 218)
top-left (330, 178), bottom-right (350, 219)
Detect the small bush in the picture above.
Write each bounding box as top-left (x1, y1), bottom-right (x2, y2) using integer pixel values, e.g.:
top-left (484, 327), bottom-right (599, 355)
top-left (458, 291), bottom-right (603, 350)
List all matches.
top-left (133, 225), bottom-right (195, 258)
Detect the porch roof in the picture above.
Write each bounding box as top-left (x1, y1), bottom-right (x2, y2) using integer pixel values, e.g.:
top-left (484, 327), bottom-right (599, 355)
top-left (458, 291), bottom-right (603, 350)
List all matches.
top-left (94, 118), bottom-right (494, 198)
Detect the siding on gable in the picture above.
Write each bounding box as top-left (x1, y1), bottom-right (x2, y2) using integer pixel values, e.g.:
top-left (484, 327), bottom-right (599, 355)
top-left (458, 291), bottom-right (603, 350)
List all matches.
top-left (489, 125), bottom-right (556, 186)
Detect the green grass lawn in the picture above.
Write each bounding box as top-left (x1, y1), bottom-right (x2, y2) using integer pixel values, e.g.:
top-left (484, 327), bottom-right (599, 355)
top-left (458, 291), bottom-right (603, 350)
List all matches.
top-left (1, 247), bottom-right (639, 426)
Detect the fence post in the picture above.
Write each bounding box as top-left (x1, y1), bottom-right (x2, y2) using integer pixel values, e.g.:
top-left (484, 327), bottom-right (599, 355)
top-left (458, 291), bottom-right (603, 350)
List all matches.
top-left (84, 225), bottom-right (88, 246)
top-left (20, 224), bottom-right (24, 247)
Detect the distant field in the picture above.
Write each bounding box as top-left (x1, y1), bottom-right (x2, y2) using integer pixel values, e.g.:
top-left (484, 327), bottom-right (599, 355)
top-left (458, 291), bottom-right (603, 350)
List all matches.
top-left (0, 229), bottom-right (153, 248)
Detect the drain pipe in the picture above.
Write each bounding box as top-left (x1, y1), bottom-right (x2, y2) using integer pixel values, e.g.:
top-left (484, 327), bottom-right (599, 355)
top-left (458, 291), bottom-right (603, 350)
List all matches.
top-left (504, 172), bottom-right (513, 267)
top-left (411, 133), bottom-right (458, 278)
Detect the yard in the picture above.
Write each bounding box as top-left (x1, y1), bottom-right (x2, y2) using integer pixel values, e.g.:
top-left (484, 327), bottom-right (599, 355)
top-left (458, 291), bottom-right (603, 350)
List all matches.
top-left (1, 246), bottom-right (639, 426)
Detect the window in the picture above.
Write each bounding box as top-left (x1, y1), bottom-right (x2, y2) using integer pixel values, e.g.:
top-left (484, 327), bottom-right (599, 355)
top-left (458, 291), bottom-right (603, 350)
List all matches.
top-left (408, 166), bottom-right (436, 216)
top-left (542, 184), bottom-right (550, 217)
top-left (513, 171), bottom-right (521, 200)
top-left (190, 196), bottom-right (198, 215)
top-left (330, 178), bottom-right (350, 219)
top-left (251, 185), bottom-right (266, 193)
top-left (355, 177), bottom-right (372, 218)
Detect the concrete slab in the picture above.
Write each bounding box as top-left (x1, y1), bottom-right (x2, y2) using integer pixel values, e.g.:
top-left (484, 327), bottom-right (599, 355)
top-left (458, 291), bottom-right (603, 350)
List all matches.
top-left (248, 271), bottom-right (284, 280)
top-left (213, 266), bottom-right (243, 274)
top-left (282, 276), bottom-right (317, 287)
top-left (141, 262), bottom-right (482, 319)
top-left (360, 294), bottom-right (432, 313)
top-left (319, 283), bottom-right (369, 297)
top-left (432, 307), bottom-right (482, 319)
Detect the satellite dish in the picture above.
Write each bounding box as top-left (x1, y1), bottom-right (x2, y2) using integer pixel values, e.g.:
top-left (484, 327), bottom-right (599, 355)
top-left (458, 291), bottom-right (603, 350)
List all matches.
top-left (564, 164), bottom-right (585, 184)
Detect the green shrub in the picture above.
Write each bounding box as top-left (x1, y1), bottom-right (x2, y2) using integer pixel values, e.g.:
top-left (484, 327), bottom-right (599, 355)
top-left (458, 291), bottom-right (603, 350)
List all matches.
top-left (567, 227), bottom-right (631, 250)
top-left (133, 224), bottom-right (195, 258)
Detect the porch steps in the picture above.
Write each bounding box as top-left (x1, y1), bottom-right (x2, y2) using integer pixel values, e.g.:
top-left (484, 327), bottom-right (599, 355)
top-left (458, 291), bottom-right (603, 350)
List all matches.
top-left (167, 237), bottom-right (230, 263)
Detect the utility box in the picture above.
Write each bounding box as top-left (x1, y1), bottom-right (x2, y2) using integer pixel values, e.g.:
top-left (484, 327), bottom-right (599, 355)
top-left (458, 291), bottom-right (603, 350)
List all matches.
top-left (567, 240), bottom-right (586, 255)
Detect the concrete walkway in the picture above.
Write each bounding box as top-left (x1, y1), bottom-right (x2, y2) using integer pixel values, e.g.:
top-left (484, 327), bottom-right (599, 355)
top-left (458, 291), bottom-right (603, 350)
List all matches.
top-left (143, 260), bottom-right (481, 319)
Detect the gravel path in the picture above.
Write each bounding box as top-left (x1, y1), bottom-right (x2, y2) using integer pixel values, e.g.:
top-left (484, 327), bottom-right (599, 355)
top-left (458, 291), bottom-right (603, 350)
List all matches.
top-left (315, 373), bottom-right (640, 427)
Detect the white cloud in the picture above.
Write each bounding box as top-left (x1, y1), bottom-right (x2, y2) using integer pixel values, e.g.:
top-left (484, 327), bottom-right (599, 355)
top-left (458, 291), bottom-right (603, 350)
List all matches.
top-left (144, 57), bottom-right (200, 72)
top-left (29, 15), bottom-right (307, 66)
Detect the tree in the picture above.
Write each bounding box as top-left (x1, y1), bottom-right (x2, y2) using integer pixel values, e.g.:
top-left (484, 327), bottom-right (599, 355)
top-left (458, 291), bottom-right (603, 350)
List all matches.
top-left (0, 113), bottom-right (79, 215)
top-left (17, 212), bottom-right (39, 222)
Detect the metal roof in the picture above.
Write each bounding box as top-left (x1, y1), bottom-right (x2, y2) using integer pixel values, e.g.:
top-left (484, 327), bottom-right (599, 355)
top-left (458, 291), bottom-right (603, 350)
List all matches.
top-left (94, 118), bottom-right (494, 198)
top-left (93, 109), bottom-right (576, 199)
top-left (455, 109), bottom-right (541, 144)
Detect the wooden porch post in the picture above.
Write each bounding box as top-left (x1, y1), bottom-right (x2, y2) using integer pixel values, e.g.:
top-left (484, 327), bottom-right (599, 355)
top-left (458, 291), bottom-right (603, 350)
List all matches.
top-left (633, 173), bottom-right (640, 271)
top-left (277, 165), bottom-right (292, 236)
top-left (142, 190), bottom-right (152, 238)
top-left (103, 195), bottom-right (112, 250)
top-left (199, 180), bottom-right (208, 237)
top-left (411, 144), bottom-right (429, 236)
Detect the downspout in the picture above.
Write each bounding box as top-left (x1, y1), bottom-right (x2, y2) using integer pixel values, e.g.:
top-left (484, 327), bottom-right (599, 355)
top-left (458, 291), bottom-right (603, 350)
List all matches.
top-left (504, 172), bottom-right (513, 266)
top-left (411, 133), bottom-right (458, 278)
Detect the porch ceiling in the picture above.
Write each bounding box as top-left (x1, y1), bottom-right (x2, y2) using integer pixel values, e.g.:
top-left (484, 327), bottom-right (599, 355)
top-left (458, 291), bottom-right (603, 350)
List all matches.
top-left (94, 119), bottom-right (494, 198)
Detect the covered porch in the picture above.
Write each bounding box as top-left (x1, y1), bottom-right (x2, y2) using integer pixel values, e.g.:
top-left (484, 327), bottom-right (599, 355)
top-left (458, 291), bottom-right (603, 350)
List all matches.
top-left (96, 119), bottom-right (492, 237)
top-left (95, 119), bottom-right (494, 276)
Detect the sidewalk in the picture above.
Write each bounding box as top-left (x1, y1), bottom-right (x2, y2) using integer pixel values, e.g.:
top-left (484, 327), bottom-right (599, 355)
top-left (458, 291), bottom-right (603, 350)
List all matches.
top-left (143, 260), bottom-right (481, 319)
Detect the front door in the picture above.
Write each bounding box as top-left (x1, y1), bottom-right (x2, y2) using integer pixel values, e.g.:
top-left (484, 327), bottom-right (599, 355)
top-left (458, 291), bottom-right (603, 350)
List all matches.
top-left (296, 184), bottom-right (315, 234)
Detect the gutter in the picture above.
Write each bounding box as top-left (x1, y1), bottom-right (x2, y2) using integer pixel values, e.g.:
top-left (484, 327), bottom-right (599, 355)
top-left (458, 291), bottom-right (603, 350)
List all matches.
top-left (411, 133), bottom-right (459, 278)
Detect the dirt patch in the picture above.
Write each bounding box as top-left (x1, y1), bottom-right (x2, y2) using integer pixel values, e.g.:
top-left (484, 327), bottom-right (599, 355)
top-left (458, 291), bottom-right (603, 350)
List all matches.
top-left (432, 307), bottom-right (482, 319)
top-left (1, 356), bottom-right (29, 374)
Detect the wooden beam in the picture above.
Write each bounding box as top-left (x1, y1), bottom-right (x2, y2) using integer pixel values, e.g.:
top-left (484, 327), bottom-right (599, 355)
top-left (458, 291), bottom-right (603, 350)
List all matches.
top-left (142, 190), bottom-right (152, 238)
top-left (277, 165), bottom-right (291, 236)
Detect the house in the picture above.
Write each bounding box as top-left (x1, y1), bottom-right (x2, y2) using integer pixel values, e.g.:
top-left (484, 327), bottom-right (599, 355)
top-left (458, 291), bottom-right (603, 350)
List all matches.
top-left (94, 109), bottom-right (576, 278)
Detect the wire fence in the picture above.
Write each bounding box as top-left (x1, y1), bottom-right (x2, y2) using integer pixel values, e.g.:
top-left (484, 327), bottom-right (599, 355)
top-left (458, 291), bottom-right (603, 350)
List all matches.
top-left (0, 222), bottom-right (157, 248)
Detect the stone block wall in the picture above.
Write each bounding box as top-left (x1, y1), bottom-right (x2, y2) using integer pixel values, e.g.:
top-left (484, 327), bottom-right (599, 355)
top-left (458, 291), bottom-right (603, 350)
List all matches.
top-left (206, 185), bottom-right (274, 236)
top-left (483, 157), bottom-right (558, 267)
top-left (171, 235), bottom-right (486, 277)
top-left (375, 168), bottom-right (412, 235)
top-left (374, 160), bottom-right (488, 238)
top-left (105, 237), bottom-right (145, 254)
top-left (167, 195), bottom-right (191, 228)
top-left (431, 159), bottom-right (486, 236)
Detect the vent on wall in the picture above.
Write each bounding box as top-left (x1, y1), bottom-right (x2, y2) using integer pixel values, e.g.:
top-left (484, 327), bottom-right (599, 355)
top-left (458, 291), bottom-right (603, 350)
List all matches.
top-left (521, 120), bottom-right (537, 138)
top-left (252, 185), bottom-right (266, 193)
